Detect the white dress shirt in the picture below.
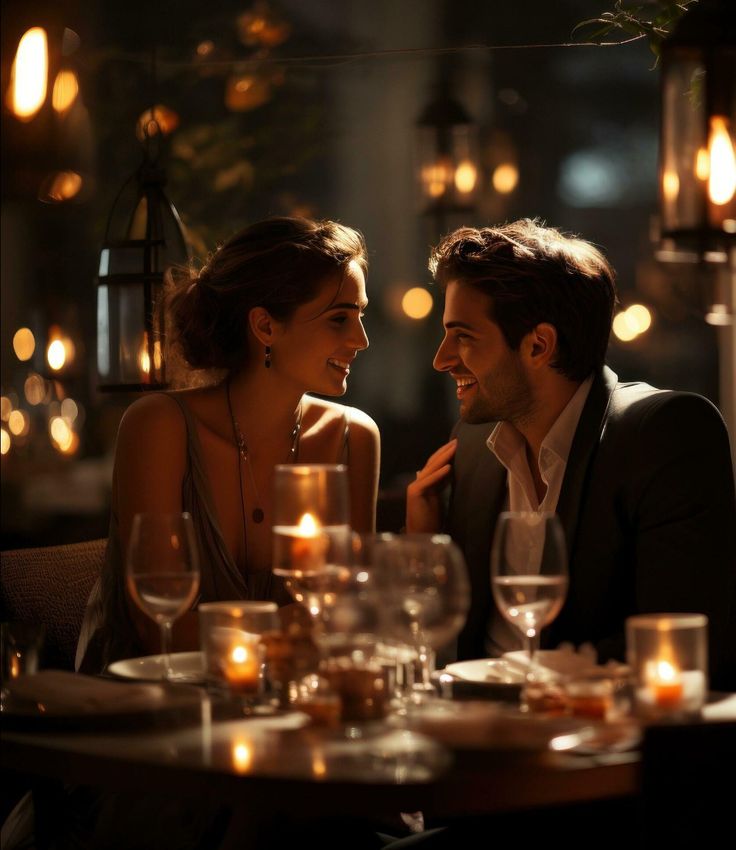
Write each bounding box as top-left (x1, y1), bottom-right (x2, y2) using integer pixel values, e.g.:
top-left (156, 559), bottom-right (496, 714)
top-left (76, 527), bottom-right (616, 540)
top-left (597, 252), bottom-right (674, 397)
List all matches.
top-left (485, 376), bottom-right (593, 654)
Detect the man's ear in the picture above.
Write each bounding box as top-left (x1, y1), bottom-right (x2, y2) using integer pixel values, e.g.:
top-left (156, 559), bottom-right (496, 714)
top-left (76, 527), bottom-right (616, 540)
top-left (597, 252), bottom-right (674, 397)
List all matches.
top-left (248, 306), bottom-right (276, 347)
top-left (522, 323), bottom-right (557, 369)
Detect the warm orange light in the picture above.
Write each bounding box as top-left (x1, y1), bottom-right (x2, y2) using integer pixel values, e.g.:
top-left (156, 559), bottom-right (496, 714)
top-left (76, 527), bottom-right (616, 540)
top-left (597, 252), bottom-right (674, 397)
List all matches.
top-left (223, 641), bottom-right (261, 692)
top-left (454, 160), bottom-right (477, 194)
top-left (401, 287), bottom-right (433, 320)
top-left (231, 739), bottom-right (254, 774)
top-left (695, 147), bottom-right (710, 182)
top-left (13, 328), bottom-right (35, 361)
top-left (24, 374), bottom-right (46, 405)
top-left (225, 75), bottom-right (270, 111)
top-left (0, 397), bottom-right (12, 421)
top-left (421, 159), bottom-right (453, 199)
top-left (297, 512), bottom-right (319, 536)
top-left (40, 171), bottom-right (83, 203)
top-left (708, 116), bottom-right (736, 206)
top-left (136, 104), bottom-right (180, 141)
top-left (60, 397), bottom-right (78, 422)
top-left (492, 163), bottom-right (519, 194)
top-left (8, 28), bottom-right (48, 121)
top-left (1, 429), bottom-right (10, 456)
top-left (196, 40), bottom-right (215, 57)
top-left (8, 410), bottom-right (29, 437)
top-left (47, 339), bottom-right (66, 370)
top-left (138, 335), bottom-right (163, 376)
top-left (51, 69), bottom-right (78, 113)
top-left (645, 658), bottom-right (683, 708)
top-left (49, 416), bottom-right (78, 454)
top-left (612, 312), bottom-right (638, 342)
top-left (662, 169), bottom-right (679, 203)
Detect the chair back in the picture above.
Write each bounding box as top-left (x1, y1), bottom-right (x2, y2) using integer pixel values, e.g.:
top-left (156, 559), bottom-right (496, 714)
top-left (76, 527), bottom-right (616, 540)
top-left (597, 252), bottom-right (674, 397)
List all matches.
top-left (0, 538), bottom-right (106, 670)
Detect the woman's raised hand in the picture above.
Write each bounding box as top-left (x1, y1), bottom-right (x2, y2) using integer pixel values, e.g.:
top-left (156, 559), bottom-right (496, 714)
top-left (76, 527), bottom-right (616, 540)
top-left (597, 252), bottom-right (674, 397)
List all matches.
top-left (405, 438), bottom-right (457, 533)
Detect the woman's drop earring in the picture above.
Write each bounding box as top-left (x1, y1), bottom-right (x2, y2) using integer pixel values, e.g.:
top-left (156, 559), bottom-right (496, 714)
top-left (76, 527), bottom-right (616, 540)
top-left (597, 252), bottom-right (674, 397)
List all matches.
top-left (264, 345), bottom-right (272, 369)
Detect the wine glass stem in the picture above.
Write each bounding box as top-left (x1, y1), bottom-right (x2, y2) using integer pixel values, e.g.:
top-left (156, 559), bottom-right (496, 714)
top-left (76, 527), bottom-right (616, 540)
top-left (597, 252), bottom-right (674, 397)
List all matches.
top-left (160, 620), bottom-right (173, 681)
top-left (524, 630), bottom-right (540, 683)
top-left (415, 645), bottom-right (436, 692)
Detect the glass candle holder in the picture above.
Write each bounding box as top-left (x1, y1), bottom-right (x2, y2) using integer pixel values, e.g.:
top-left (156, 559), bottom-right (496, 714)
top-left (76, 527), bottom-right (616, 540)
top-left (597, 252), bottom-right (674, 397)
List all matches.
top-left (626, 613), bottom-right (708, 720)
top-left (199, 601), bottom-right (278, 700)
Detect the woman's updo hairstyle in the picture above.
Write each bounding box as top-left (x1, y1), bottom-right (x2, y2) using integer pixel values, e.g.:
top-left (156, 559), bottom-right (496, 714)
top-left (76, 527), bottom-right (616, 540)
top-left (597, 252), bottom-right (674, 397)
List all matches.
top-left (167, 217), bottom-right (367, 372)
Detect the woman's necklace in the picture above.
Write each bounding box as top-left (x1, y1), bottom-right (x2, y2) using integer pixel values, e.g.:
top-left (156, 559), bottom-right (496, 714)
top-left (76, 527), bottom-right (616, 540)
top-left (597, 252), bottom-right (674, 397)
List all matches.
top-left (225, 378), bottom-right (301, 528)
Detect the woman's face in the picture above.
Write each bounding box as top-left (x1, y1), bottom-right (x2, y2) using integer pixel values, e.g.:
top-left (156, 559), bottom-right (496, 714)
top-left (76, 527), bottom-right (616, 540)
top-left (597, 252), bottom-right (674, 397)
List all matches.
top-left (270, 259), bottom-right (369, 396)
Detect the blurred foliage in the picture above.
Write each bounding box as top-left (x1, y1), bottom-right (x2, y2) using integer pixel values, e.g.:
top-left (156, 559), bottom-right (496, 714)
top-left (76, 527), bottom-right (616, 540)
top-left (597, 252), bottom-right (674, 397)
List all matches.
top-left (574, 1), bottom-right (697, 62)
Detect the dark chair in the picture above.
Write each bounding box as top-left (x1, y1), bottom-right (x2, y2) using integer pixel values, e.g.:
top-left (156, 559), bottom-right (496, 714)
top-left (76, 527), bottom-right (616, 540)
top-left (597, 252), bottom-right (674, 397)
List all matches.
top-left (0, 539), bottom-right (106, 670)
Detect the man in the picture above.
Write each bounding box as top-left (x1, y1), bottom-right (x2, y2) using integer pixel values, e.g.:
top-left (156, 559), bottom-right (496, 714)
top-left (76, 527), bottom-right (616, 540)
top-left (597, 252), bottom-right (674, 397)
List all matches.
top-left (407, 219), bottom-right (736, 691)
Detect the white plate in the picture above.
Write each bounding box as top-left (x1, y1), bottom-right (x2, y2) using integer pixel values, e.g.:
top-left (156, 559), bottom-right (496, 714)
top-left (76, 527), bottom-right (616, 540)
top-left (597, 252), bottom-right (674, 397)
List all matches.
top-left (443, 651), bottom-right (578, 685)
top-left (108, 651), bottom-right (205, 683)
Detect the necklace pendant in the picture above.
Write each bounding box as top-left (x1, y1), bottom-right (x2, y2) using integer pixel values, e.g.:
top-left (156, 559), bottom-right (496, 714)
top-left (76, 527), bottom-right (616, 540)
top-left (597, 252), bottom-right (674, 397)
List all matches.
top-left (252, 507), bottom-right (265, 524)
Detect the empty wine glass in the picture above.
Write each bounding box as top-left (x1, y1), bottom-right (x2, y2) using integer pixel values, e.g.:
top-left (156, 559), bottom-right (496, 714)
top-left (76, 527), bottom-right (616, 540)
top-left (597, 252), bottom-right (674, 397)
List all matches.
top-left (374, 534), bottom-right (470, 707)
top-left (126, 512), bottom-right (201, 681)
top-left (490, 512), bottom-right (568, 689)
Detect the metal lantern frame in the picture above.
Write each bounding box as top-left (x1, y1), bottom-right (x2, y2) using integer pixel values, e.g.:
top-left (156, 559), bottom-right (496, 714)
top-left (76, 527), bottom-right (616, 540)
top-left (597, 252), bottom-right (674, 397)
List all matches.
top-left (416, 84), bottom-right (480, 220)
top-left (96, 137), bottom-right (189, 392)
top-left (658, 0), bottom-right (736, 263)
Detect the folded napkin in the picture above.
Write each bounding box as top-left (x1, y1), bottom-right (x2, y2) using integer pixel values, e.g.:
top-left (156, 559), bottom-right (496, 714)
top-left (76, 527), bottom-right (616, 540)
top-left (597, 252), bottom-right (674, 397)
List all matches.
top-left (488, 646), bottom-right (629, 684)
top-left (4, 670), bottom-right (196, 717)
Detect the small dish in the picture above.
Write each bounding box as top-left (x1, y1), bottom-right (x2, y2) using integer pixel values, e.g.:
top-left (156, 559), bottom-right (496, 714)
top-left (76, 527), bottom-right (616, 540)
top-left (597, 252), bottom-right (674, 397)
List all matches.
top-left (108, 651), bottom-right (205, 684)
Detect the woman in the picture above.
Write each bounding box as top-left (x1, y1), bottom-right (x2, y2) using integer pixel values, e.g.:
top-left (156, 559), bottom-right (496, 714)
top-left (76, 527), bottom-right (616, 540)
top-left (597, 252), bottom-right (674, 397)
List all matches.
top-left (79, 216), bottom-right (380, 672)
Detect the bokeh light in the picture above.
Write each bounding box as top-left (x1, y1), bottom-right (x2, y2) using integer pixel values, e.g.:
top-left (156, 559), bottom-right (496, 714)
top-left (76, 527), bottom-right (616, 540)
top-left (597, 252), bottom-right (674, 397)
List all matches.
top-left (454, 160), bottom-right (477, 194)
top-left (24, 373), bottom-right (46, 405)
top-left (401, 287), bottom-right (433, 320)
top-left (51, 69), bottom-right (79, 113)
top-left (492, 163), bottom-right (519, 194)
top-left (1, 428), bottom-right (10, 455)
top-left (8, 410), bottom-right (29, 437)
top-left (8, 28), bottom-right (47, 121)
top-left (13, 328), bottom-right (35, 361)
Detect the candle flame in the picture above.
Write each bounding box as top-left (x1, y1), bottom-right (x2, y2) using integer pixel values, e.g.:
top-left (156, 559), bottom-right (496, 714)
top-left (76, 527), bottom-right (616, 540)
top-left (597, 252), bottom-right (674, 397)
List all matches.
top-left (297, 512), bottom-right (319, 536)
top-left (231, 645), bottom-right (249, 663)
top-left (655, 659), bottom-right (678, 682)
top-left (708, 116), bottom-right (736, 206)
top-left (8, 28), bottom-right (48, 121)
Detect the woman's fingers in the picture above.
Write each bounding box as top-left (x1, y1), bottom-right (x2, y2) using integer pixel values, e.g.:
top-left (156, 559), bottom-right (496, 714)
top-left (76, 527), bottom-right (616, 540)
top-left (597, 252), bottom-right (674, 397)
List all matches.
top-left (409, 463), bottom-right (452, 494)
top-left (415, 438), bottom-right (457, 479)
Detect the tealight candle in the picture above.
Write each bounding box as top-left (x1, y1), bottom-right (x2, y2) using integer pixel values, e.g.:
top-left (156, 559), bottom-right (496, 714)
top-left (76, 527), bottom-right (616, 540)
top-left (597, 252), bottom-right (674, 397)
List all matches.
top-left (645, 658), bottom-right (684, 708)
top-left (626, 613), bottom-right (707, 719)
top-left (223, 639), bottom-right (261, 693)
top-left (273, 512), bottom-right (330, 574)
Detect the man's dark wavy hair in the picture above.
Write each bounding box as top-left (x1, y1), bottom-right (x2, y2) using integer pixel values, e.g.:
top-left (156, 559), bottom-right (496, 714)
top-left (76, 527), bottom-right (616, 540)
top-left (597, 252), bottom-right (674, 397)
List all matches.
top-left (429, 218), bottom-right (618, 381)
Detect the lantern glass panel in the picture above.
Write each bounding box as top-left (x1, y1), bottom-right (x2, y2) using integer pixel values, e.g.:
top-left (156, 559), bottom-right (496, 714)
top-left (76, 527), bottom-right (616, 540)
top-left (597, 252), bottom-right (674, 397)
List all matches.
top-left (97, 281), bottom-right (164, 387)
top-left (661, 55), bottom-right (707, 234)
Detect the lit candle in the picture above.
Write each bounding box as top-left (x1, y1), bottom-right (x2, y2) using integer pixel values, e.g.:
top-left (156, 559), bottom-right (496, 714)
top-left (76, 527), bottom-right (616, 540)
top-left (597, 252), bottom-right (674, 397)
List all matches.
top-left (281, 512), bottom-right (328, 572)
top-left (222, 635), bottom-right (261, 693)
top-left (645, 658), bottom-right (683, 708)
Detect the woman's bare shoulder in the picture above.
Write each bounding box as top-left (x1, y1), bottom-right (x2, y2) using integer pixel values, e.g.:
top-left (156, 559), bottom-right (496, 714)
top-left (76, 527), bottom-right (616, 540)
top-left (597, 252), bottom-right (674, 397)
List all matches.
top-left (302, 396), bottom-right (378, 435)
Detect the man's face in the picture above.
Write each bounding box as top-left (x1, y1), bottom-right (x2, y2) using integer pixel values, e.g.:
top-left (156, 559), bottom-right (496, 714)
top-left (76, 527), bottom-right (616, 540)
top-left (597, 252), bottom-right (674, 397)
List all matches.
top-left (433, 280), bottom-right (532, 424)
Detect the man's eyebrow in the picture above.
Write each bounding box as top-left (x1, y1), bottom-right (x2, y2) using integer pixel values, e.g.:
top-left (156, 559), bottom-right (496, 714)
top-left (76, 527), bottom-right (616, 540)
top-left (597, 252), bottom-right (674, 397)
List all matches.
top-left (445, 320), bottom-right (475, 330)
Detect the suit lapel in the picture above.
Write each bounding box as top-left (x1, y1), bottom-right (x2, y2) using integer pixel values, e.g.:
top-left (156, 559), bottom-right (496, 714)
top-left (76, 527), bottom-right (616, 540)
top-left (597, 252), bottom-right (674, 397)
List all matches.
top-left (556, 366), bottom-right (617, 561)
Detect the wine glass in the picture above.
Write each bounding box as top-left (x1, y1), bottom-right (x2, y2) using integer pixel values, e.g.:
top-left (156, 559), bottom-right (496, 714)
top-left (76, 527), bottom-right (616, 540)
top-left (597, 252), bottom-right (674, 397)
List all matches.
top-left (351, 533), bottom-right (418, 708)
top-left (373, 534), bottom-right (470, 707)
top-left (490, 511), bottom-right (568, 689)
top-left (126, 512), bottom-right (201, 681)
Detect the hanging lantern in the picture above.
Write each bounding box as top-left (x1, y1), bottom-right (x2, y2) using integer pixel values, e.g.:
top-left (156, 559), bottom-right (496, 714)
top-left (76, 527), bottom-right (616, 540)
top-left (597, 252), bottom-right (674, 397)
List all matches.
top-left (658, 0), bottom-right (736, 263)
top-left (96, 128), bottom-right (189, 391)
top-left (416, 83), bottom-right (480, 217)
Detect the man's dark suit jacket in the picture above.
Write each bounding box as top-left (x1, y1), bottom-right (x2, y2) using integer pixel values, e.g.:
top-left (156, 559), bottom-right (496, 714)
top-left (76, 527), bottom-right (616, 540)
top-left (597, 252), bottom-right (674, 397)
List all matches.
top-left (447, 366), bottom-right (736, 691)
